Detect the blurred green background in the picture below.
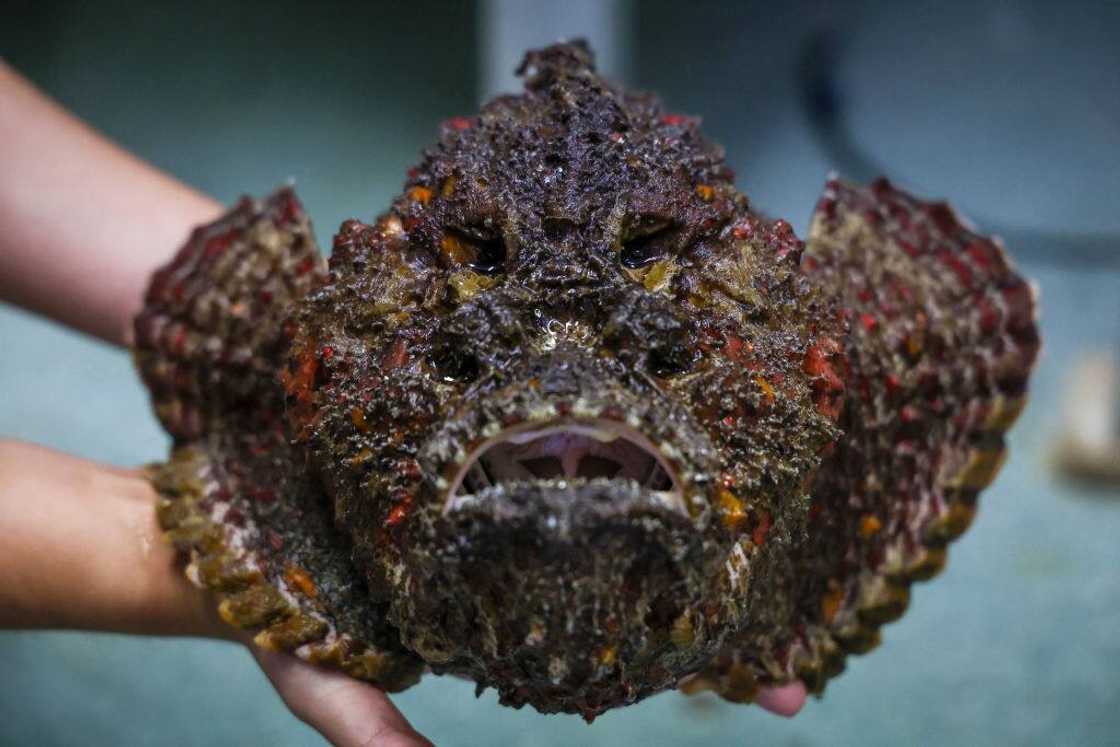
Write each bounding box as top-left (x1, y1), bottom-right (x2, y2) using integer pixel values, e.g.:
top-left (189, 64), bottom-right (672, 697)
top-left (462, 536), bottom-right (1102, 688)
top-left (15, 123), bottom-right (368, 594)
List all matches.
top-left (2, 1), bottom-right (1118, 745)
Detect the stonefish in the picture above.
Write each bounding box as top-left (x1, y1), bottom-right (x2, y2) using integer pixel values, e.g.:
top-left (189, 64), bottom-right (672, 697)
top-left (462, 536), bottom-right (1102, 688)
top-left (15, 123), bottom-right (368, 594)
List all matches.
top-left (139, 41), bottom-right (1039, 719)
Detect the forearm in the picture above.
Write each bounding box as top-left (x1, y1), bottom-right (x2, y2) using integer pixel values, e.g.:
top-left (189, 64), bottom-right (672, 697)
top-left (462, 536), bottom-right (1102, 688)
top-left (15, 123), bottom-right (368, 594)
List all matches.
top-left (0, 440), bottom-right (230, 639)
top-left (0, 61), bottom-right (222, 346)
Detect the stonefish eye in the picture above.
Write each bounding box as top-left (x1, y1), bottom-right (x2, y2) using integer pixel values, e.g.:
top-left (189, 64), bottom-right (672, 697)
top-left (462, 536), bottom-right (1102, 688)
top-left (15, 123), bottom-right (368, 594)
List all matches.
top-left (620, 217), bottom-right (676, 269)
top-left (440, 227), bottom-right (507, 275)
top-left (648, 336), bottom-right (693, 377)
top-left (431, 346), bottom-right (480, 383)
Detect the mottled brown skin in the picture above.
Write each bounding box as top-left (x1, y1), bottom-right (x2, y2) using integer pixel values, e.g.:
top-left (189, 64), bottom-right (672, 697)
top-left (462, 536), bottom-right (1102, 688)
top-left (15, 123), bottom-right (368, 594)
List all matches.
top-left (138, 41), bottom-right (1039, 720)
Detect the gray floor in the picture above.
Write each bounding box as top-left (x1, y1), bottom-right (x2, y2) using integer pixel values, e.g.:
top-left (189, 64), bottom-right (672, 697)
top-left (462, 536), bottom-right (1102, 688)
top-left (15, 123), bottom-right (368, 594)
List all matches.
top-left (2, 2), bottom-right (1118, 745)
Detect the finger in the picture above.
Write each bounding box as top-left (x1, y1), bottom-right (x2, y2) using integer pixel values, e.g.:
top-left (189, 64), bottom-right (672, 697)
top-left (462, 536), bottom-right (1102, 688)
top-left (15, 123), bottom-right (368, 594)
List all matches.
top-left (754, 680), bottom-right (807, 717)
top-left (254, 648), bottom-right (430, 747)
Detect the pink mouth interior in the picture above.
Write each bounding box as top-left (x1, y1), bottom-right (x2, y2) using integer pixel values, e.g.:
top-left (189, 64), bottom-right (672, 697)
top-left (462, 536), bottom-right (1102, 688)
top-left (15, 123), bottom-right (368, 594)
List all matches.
top-left (451, 420), bottom-right (677, 498)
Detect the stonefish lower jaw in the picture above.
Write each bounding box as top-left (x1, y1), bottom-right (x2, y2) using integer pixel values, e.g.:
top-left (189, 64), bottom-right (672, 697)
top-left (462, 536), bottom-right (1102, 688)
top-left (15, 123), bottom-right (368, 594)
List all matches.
top-left (138, 40), bottom-right (1039, 721)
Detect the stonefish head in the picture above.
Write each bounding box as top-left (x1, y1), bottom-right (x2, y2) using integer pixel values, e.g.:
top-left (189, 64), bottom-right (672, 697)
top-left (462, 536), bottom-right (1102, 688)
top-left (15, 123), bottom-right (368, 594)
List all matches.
top-left (138, 41), bottom-right (1039, 720)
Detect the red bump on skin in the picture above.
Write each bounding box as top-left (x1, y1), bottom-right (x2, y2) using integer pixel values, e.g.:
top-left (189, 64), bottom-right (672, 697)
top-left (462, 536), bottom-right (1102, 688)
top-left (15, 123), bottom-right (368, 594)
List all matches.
top-left (660, 113), bottom-right (687, 126)
top-left (204, 230), bottom-right (236, 258)
top-left (803, 343), bottom-right (843, 391)
top-left (723, 334), bottom-right (753, 363)
top-left (732, 220), bottom-right (755, 241)
top-left (752, 510), bottom-right (772, 546)
top-left (278, 191), bottom-right (303, 225)
top-left (447, 116), bottom-right (473, 131)
top-left (899, 405), bottom-right (922, 424)
top-left (938, 250), bottom-right (975, 290)
top-left (172, 326), bottom-right (187, 355)
top-left (804, 339), bottom-right (847, 419)
top-left (386, 493), bottom-right (415, 527)
top-left (977, 297), bottom-right (1000, 335)
top-left (926, 202), bottom-right (958, 234)
top-left (897, 239), bottom-right (921, 258)
top-left (966, 240), bottom-right (1004, 272)
top-left (1001, 282), bottom-right (1034, 332)
top-left (382, 338), bottom-right (409, 369)
top-left (884, 373), bottom-right (901, 400)
top-left (251, 487), bottom-right (277, 504)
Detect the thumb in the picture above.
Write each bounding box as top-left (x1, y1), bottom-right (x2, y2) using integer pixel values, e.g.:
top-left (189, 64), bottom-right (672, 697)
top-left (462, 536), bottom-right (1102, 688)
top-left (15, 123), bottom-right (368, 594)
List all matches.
top-left (253, 648), bottom-right (431, 747)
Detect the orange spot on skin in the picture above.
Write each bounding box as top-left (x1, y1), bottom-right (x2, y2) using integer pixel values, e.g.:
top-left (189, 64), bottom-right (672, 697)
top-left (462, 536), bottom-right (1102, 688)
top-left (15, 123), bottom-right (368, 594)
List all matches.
top-left (408, 186), bottom-right (433, 205)
top-left (752, 510), bottom-right (772, 546)
top-left (598, 645), bottom-right (617, 667)
top-left (440, 233), bottom-right (475, 265)
top-left (803, 338), bottom-right (847, 419)
top-left (718, 489), bottom-right (748, 531)
top-left (351, 407), bottom-right (369, 432)
top-left (732, 221), bottom-right (755, 241)
top-left (696, 184), bottom-right (715, 201)
top-left (282, 339), bottom-right (319, 403)
top-left (284, 566), bottom-right (318, 598)
top-left (906, 333), bottom-right (924, 358)
top-left (441, 175), bottom-right (457, 198)
top-left (349, 447), bottom-right (372, 465)
top-left (755, 375), bottom-right (775, 405)
top-left (385, 494), bottom-right (414, 527)
top-left (822, 585), bottom-right (845, 624)
top-left (859, 515), bottom-right (882, 538)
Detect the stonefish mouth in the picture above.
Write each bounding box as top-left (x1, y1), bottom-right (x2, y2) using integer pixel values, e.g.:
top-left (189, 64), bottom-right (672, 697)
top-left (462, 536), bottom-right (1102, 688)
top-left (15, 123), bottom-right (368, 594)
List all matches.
top-left (444, 418), bottom-right (684, 512)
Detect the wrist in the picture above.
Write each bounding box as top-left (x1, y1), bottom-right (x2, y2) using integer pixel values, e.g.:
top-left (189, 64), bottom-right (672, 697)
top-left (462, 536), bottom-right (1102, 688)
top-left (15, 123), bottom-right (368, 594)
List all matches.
top-left (0, 440), bottom-right (231, 640)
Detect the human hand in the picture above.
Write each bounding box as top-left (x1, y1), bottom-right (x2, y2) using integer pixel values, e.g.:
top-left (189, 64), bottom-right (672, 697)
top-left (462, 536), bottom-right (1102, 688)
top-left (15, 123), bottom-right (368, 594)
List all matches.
top-left (254, 647), bottom-right (430, 747)
top-left (755, 681), bottom-right (807, 716)
top-left (0, 440), bottom-right (428, 747)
